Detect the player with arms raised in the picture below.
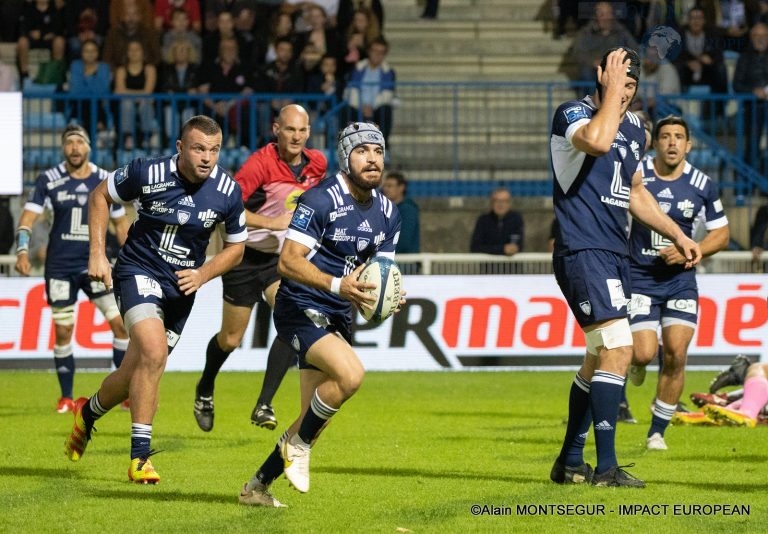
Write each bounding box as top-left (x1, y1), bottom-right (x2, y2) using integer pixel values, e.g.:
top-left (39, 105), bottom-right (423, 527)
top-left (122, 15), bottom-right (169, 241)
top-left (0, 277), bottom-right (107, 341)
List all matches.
top-left (549, 48), bottom-right (701, 488)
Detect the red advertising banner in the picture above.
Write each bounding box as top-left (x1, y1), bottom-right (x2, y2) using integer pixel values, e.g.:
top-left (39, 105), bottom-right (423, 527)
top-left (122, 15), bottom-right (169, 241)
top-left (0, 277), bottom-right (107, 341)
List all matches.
top-left (1, 275), bottom-right (765, 370)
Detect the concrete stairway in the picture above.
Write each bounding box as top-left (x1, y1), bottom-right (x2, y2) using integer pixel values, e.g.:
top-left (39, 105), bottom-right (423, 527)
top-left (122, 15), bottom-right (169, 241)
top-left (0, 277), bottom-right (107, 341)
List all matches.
top-left (381, 0), bottom-right (571, 184)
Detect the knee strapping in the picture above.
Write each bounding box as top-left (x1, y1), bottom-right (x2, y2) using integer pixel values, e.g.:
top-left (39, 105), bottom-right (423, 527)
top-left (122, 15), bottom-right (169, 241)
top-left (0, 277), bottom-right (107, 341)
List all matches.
top-left (584, 318), bottom-right (633, 352)
top-left (92, 294), bottom-right (121, 322)
top-left (51, 305), bottom-right (75, 326)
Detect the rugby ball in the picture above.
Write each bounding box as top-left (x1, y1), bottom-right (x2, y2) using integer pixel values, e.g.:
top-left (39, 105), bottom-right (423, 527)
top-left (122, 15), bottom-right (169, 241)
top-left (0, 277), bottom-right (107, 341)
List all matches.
top-left (357, 256), bottom-right (402, 323)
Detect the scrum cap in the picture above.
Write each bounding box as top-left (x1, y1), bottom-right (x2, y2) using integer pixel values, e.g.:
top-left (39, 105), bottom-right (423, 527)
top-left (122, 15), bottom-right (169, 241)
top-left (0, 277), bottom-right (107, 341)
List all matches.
top-left (600, 47), bottom-right (641, 81)
top-left (61, 124), bottom-right (91, 147)
top-left (336, 122), bottom-right (385, 174)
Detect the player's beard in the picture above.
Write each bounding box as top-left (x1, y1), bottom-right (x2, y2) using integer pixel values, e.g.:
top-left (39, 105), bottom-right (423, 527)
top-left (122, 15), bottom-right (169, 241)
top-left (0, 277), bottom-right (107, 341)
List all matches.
top-left (65, 152), bottom-right (89, 173)
top-left (347, 166), bottom-right (383, 192)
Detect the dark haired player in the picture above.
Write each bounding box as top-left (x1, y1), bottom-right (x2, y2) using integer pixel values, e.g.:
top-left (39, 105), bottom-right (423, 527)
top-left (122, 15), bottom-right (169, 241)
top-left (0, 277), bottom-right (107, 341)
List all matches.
top-left (64, 115), bottom-right (247, 483)
top-left (627, 115), bottom-right (729, 450)
top-left (238, 122), bottom-right (403, 507)
top-left (15, 125), bottom-right (130, 413)
top-left (549, 48), bottom-right (701, 487)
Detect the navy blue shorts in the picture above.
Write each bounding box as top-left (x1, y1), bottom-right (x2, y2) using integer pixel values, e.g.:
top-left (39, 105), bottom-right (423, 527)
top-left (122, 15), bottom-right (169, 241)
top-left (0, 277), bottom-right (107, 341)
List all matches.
top-left (629, 270), bottom-right (698, 329)
top-left (113, 268), bottom-right (194, 352)
top-left (45, 271), bottom-right (112, 307)
top-left (553, 249), bottom-right (631, 328)
top-left (273, 293), bottom-right (351, 370)
top-left (221, 247), bottom-right (280, 307)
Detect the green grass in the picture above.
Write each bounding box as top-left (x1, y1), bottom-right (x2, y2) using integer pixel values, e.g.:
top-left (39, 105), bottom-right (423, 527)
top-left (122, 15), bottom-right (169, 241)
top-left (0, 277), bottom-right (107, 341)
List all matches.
top-left (0, 370), bottom-right (764, 533)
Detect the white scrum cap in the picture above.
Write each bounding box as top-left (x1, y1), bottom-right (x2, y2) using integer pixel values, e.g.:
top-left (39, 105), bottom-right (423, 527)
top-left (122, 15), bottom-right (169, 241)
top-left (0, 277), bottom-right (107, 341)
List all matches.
top-left (336, 122), bottom-right (385, 174)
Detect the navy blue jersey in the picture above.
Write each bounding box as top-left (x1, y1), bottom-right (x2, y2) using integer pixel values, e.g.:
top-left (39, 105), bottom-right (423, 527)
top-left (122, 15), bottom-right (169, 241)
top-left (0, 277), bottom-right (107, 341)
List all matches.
top-left (279, 173), bottom-right (401, 319)
top-left (630, 158), bottom-right (728, 279)
top-left (107, 154), bottom-right (247, 283)
top-left (25, 162), bottom-right (126, 277)
top-left (550, 96), bottom-right (646, 257)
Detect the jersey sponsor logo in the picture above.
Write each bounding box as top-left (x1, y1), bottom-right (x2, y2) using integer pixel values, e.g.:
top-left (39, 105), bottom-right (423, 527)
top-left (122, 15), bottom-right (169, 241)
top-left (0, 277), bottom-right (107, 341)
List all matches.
top-left (641, 248), bottom-right (660, 256)
top-left (600, 162), bottom-right (631, 208)
top-left (134, 275), bottom-right (162, 298)
top-left (657, 187), bottom-right (674, 199)
top-left (331, 228), bottom-right (356, 242)
top-left (563, 105), bottom-right (588, 123)
top-left (159, 224), bottom-right (191, 261)
top-left (292, 204), bottom-right (313, 230)
top-left (329, 205), bottom-right (353, 222)
top-left (714, 199), bottom-right (724, 213)
top-left (178, 195), bottom-right (195, 207)
top-left (166, 329), bottom-right (180, 348)
top-left (651, 230), bottom-right (672, 250)
top-left (357, 220), bottom-right (373, 233)
top-left (197, 209), bottom-right (218, 228)
top-left (616, 130), bottom-right (627, 142)
top-left (666, 298), bottom-right (697, 314)
top-left (630, 140), bottom-right (641, 160)
top-left (677, 199), bottom-right (695, 218)
top-left (149, 201), bottom-right (174, 215)
top-left (594, 420), bottom-right (613, 431)
top-left (607, 278), bottom-right (628, 310)
top-left (57, 191), bottom-right (77, 202)
top-left (46, 177), bottom-right (70, 190)
top-left (629, 293), bottom-right (652, 318)
top-left (658, 201), bottom-right (671, 213)
top-left (63, 206), bottom-right (89, 241)
top-left (48, 278), bottom-right (71, 302)
top-left (177, 210), bottom-right (191, 225)
top-left (373, 231), bottom-right (386, 246)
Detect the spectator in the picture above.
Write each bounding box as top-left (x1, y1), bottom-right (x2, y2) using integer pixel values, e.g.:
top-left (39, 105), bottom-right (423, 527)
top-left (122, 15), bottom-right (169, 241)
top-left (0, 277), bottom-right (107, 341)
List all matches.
top-left (343, 37), bottom-right (396, 143)
top-left (420, 0), bottom-right (440, 20)
top-left (154, 0), bottom-right (202, 33)
top-left (252, 36), bottom-right (305, 141)
top-left (381, 171), bottom-right (420, 253)
top-left (202, 10), bottom-right (250, 69)
top-left (571, 1), bottom-right (638, 93)
top-left (470, 188), bottom-right (524, 256)
top-left (305, 53), bottom-right (343, 104)
top-left (103, 2), bottom-right (162, 70)
top-left (65, 8), bottom-right (104, 63)
top-left (64, 1), bottom-right (110, 42)
top-left (109, 0), bottom-right (155, 31)
top-left (255, 11), bottom-right (297, 66)
top-left (161, 8), bottom-right (203, 60)
top-left (340, 8), bottom-right (381, 77)
top-left (158, 37), bottom-right (201, 144)
top-left (197, 37), bottom-right (252, 147)
top-left (733, 22), bottom-right (768, 174)
top-left (749, 204), bottom-right (768, 263)
top-left (233, 6), bottom-right (260, 68)
top-left (68, 39), bottom-right (113, 142)
top-left (295, 4), bottom-right (341, 68)
top-left (17, 0), bottom-right (66, 81)
top-left (337, 0), bottom-right (383, 34)
top-left (703, 0), bottom-right (760, 47)
top-left (283, 1), bottom-right (341, 29)
top-left (675, 8), bottom-right (729, 95)
top-left (0, 59), bottom-right (20, 91)
top-left (114, 39), bottom-right (158, 150)
top-left (0, 0), bottom-right (25, 43)
top-left (636, 51), bottom-right (681, 119)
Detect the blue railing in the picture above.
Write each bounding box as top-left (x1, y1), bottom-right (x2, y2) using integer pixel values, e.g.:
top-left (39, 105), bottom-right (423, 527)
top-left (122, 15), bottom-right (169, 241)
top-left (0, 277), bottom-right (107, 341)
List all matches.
top-left (21, 83), bottom-right (767, 198)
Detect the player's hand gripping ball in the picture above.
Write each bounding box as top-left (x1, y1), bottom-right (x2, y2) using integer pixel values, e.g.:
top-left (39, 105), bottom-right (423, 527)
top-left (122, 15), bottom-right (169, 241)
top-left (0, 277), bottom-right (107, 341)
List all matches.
top-left (357, 257), bottom-right (402, 323)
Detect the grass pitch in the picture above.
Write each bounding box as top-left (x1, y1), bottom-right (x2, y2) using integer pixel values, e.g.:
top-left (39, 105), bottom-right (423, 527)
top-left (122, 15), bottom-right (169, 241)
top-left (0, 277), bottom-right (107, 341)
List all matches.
top-left (0, 369), bottom-right (764, 533)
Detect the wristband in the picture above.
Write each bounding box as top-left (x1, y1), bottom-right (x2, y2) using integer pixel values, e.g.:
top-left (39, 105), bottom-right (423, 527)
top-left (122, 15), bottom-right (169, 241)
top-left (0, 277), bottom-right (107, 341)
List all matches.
top-left (15, 226), bottom-right (31, 255)
top-left (330, 277), bottom-right (342, 295)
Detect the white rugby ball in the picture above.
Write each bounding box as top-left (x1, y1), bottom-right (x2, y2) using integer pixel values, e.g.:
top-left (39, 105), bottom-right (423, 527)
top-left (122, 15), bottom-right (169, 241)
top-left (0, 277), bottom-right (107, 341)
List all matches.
top-left (357, 256), bottom-right (402, 323)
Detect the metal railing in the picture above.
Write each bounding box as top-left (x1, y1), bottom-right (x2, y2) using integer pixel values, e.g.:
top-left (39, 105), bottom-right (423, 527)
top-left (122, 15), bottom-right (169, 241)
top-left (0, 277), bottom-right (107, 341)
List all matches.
top-left (20, 83), bottom-right (768, 197)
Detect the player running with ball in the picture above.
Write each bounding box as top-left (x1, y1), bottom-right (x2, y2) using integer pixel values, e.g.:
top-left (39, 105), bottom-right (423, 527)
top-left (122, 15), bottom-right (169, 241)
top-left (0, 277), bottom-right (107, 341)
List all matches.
top-left (239, 122), bottom-right (404, 507)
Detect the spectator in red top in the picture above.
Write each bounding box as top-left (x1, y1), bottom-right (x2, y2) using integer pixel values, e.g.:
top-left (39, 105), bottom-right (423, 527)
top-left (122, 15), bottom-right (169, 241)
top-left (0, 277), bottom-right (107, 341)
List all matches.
top-left (154, 0), bottom-right (202, 34)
